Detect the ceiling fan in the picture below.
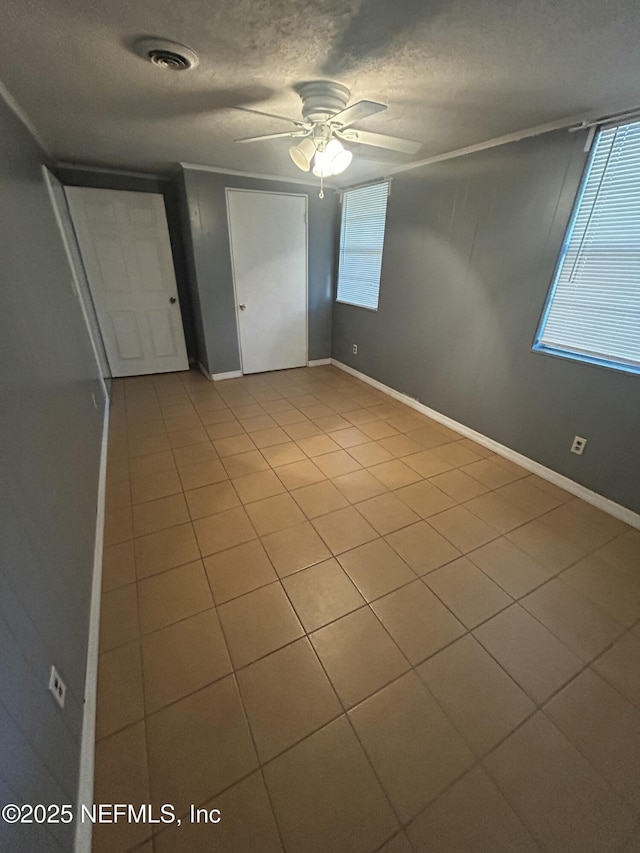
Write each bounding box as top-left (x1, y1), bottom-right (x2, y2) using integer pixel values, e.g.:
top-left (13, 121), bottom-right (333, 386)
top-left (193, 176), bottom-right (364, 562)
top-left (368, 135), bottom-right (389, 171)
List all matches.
top-left (234, 81), bottom-right (421, 187)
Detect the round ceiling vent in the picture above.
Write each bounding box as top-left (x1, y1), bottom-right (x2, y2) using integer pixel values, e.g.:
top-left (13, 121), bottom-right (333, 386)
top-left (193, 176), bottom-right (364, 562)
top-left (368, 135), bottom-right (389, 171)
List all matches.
top-left (134, 38), bottom-right (199, 71)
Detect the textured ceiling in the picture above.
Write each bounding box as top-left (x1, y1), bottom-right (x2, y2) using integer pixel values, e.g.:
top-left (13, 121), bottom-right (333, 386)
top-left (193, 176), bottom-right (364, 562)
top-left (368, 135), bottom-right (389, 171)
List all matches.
top-left (2, 0), bottom-right (640, 185)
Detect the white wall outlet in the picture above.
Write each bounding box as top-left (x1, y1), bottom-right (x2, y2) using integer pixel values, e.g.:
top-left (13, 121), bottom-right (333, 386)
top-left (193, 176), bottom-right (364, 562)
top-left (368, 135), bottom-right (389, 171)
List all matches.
top-left (571, 436), bottom-right (587, 455)
top-left (48, 665), bottom-right (66, 709)
top-left (352, 344), bottom-right (358, 355)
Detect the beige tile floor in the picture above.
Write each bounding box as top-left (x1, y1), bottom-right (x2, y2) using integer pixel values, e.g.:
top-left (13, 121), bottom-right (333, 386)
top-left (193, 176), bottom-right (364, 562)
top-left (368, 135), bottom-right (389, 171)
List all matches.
top-left (95, 366), bottom-right (640, 853)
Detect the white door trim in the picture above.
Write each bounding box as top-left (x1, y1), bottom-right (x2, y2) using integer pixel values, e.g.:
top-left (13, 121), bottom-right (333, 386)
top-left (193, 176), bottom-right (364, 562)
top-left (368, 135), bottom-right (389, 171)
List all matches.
top-left (225, 187), bottom-right (309, 374)
top-left (42, 168), bottom-right (109, 401)
top-left (225, 187), bottom-right (246, 376)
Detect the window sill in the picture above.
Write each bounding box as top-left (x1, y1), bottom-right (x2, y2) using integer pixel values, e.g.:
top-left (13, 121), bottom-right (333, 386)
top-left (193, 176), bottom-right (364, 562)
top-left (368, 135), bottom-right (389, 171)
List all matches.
top-left (335, 299), bottom-right (379, 312)
top-left (532, 344), bottom-right (640, 377)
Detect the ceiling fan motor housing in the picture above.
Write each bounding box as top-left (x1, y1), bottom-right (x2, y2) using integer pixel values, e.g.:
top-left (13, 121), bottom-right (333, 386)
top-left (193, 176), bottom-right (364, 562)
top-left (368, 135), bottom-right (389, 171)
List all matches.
top-left (299, 81), bottom-right (350, 123)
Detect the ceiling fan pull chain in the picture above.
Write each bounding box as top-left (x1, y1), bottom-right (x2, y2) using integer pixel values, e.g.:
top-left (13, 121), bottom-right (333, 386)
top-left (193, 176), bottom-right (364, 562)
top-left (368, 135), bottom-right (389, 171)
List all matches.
top-left (319, 173), bottom-right (324, 199)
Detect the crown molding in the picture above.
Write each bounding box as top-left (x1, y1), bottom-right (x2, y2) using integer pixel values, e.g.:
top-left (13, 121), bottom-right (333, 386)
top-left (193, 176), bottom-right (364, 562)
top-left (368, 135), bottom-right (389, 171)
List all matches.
top-left (379, 114), bottom-right (593, 180)
top-left (179, 161), bottom-right (337, 190)
top-left (55, 161), bottom-right (168, 181)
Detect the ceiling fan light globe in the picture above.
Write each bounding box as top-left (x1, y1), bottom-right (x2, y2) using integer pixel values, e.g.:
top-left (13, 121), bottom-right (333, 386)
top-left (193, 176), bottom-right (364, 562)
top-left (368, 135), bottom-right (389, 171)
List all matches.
top-left (289, 138), bottom-right (315, 171)
top-left (325, 139), bottom-right (344, 156)
top-left (312, 163), bottom-right (332, 177)
top-left (330, 148), bottom-right (353, 174)
top-left (312, 150), bottom-right (334, 177)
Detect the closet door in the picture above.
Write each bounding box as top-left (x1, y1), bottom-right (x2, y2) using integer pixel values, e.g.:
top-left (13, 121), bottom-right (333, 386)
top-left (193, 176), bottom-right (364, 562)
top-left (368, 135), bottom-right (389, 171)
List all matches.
top-left (227, 189), bottom-right (308, 374)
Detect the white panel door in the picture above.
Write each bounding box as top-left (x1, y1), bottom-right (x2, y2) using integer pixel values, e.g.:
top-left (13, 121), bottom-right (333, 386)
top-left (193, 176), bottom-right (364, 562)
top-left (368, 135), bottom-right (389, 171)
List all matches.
top-left (227, 189), bottom-right (307, 374)
top-left (65, 187), bottom-right (189, 377)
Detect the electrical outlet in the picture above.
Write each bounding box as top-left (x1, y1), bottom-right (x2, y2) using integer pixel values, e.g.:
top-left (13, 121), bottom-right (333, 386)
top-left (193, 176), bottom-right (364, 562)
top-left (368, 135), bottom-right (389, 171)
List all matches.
top-left (48, 666), bottom-right (66, 709)
top-left (571, 436), bottom-right (587, 456)
top-left (352, 344), bottom-right (358, 355)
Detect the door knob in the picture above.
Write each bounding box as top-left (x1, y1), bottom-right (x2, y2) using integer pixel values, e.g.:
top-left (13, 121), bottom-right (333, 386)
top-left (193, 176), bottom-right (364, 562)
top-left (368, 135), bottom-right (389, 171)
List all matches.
top-left (169, 296), bottom-right (177, 304)
top-left (239, 303), bottom-right (246, 310)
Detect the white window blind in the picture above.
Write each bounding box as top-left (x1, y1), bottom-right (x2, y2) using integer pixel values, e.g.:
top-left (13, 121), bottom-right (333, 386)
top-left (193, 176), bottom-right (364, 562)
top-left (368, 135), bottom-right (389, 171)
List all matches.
top-left (336, 181), bottom-right (389, 310)
top-left (535, 119), bottom-right (640, 373)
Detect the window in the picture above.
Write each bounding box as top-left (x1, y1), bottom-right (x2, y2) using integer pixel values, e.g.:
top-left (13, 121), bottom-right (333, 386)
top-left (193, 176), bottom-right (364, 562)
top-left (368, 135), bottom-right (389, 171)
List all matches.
top-left (534, 119), bottom-right (640, 374)
top-left (336, 181), bottom-right (389, 310)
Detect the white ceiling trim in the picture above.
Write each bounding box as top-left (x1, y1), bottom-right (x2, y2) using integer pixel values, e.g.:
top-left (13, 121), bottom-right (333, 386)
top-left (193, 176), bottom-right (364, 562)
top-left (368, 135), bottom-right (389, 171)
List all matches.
top-left (56, 161), bottom-right (166, 180)
top-left (0, 77), bottom-right (51, 156)
top-left (569, 105), bottom-right (640, 132)
top-left (179, 161), bottom-right (337, 190)
top-left (380, 112), bottom-right (592, 179)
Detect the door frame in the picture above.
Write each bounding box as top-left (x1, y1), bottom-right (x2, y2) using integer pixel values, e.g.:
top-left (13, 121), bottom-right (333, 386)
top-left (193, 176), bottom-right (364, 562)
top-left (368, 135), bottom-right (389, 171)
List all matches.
top-left (42, 167), bottom-right (110, 401)
top-left (225, 187), bottom-right (309, 375)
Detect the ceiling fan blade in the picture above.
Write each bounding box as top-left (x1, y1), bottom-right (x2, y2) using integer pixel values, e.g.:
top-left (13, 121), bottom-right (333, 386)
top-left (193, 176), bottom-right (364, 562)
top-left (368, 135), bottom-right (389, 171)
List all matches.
top-left (232, 106), bottom-right (306, 127)
top-left (337, 127), bottom-right (421, 154)
top-left (329, 99), bottom-right (387, 129)
top-left (235, 130), bottom-right (306, 143)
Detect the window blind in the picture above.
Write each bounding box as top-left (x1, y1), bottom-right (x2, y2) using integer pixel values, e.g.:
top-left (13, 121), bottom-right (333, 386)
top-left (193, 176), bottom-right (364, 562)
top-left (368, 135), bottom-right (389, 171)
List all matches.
top-left (535, 119), bottom-right (640, 372)
top-left (336, 181), bottom-right (389, 311)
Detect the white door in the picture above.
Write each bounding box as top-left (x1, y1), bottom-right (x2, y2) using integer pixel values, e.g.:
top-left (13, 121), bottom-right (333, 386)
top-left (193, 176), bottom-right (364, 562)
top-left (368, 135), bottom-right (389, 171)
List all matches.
top-left (65, 187), bottom-right (189, 377)
top-left (227, 189), bottom-right (307, 374)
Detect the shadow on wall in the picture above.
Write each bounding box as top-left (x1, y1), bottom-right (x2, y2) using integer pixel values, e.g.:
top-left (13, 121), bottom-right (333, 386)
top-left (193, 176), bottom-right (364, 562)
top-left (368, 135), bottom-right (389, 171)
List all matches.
top-left (379, 221), bottom-right (515, 402)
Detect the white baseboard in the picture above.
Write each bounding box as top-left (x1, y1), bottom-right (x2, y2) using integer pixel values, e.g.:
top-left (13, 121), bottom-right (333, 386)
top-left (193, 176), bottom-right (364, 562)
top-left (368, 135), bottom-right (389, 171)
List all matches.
top-left (307, 358), bottom-right (332, 367)
top-left (212, 370), bottom-right (243, 381)
top-left (331, 359), bottom-right (640, 531)
top-left (74, 395), bottom-right (110, 853)
top-left (197, 362), bottom-right (213, 382)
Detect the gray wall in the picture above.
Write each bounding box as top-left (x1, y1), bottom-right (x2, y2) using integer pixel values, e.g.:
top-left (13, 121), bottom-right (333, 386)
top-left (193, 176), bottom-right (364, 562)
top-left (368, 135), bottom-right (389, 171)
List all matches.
top-left (179, 167), bottom-right (338, 374)
top-left (333, 129), bottom-right (640, 515)
top-left (0, 98), bottom-right (105, 850)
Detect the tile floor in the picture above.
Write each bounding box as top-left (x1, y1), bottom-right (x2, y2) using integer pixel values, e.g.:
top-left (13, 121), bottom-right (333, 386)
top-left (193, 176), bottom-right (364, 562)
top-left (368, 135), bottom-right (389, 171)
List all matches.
top-left (95, 366), bottom-right (640, 852)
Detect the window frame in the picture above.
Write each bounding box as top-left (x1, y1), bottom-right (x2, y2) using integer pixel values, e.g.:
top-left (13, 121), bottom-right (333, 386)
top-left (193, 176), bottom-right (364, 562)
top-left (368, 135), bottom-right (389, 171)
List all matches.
top-left (532, 121), bottom-right (640, 377)
top-left (335, 180), bottom-right (390, 312)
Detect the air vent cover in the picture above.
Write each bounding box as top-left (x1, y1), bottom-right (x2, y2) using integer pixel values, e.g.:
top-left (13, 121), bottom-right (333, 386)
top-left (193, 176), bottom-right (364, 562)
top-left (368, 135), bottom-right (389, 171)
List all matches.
top-left (134, 38), bottom-right (199, 71)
